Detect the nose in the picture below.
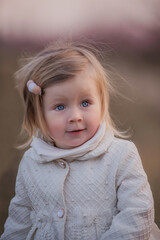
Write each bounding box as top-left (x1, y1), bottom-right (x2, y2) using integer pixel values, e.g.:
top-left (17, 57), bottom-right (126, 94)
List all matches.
top-left (68, 108), bottom-right (83, 123)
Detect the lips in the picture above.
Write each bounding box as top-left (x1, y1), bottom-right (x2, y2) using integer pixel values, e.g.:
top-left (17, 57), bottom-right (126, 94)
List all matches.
top-left (68, 129), bottom-right (83, 132)
top-left (67, 129), bottom-right (85, 133)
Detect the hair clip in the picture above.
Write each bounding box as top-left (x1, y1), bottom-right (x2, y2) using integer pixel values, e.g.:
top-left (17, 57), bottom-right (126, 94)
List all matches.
top-left (27, 80), bottom-right (42, 95)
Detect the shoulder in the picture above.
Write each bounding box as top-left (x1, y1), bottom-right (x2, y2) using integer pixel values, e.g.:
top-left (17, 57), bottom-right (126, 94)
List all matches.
top-left (18, 147), bottom-right (38, 171)
top-left (109, 137), bottom-right (139, 157)
top-left (16, 148), bottom-right (44, 187)
top-left (105, 137), bottom-right (142, 171)
top-left (110, 137), bottom-right (146, 176)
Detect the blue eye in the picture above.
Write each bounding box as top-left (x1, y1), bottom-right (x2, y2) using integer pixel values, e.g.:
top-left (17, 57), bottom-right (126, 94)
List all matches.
top-left (81, 101), bottom-right (89, 107)
top-left (56, 105), bottom-right (65, 111)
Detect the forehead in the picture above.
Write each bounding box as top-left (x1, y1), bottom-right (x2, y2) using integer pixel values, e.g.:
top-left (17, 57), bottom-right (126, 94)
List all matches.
top-left (43, 66), bottom-right (99, 99)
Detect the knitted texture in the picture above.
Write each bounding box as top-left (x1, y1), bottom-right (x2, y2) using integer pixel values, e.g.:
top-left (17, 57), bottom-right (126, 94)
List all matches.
top-left (1, 123), bottom-right (159, 240)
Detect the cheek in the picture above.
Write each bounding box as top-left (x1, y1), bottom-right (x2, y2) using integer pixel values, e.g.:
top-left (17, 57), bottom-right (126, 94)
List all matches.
top-left (45, 113), bottom-right (63, 134)
top-left (87, 111), bottom-right (102, 131)
top-left (91, 117), bottom-right (101, 130)
top-left (89, 105), bottom-right (102, 123)
top-left (49, 119), bottom-right (63, 131)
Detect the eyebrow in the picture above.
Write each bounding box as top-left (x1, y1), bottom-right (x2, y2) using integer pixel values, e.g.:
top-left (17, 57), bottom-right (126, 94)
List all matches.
top-left (45, 96), bottom-right (68, 105)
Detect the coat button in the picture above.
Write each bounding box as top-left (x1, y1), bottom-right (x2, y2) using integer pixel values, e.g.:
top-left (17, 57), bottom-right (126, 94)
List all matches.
top-left (58, 160), bottom-right (66, 169)
top-left (57, 208), bottom-right (65, 218)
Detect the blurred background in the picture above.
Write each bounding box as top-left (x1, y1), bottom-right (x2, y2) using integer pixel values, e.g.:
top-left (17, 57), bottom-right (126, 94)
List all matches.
top-left (0, 0), bottom-right (160, 234)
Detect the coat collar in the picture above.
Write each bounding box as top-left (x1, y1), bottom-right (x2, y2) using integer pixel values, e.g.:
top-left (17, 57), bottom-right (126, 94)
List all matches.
top-left (31, 121), bottom-right (114, 163)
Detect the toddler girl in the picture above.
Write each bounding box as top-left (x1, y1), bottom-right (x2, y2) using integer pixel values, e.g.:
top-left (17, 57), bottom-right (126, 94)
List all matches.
top-left (1, 41), bottom-right (160, 240)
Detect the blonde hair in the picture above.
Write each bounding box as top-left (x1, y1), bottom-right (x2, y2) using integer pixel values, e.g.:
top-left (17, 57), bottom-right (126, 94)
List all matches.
top-left (15, 40), bottom-right (125, 147)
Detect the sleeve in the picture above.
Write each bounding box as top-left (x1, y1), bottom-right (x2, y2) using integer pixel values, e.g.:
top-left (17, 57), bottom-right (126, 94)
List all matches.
top-left (100, 142), bottom-right (155, 240)
top-left (0, 159), bottom-right (32, 240)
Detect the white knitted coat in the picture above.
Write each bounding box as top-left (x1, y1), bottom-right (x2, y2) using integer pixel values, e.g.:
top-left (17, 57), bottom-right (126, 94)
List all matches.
top-left (1, 123), bottom-right (160, 240)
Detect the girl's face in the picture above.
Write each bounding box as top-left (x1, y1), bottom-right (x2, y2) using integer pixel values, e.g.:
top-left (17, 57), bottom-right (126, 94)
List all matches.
top-left (42, 67), bottom-right (102, 149)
